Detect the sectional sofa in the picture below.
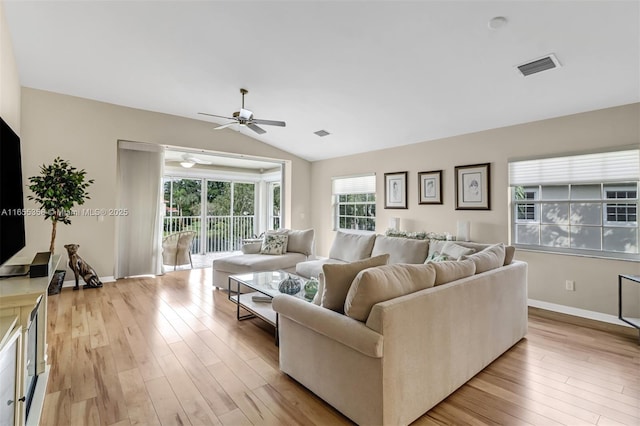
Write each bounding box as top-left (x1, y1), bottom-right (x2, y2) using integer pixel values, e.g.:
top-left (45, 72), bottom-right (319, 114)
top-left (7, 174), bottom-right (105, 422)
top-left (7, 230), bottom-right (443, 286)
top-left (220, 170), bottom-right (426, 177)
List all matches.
top-left (273, 242), bottom-right (527, 425)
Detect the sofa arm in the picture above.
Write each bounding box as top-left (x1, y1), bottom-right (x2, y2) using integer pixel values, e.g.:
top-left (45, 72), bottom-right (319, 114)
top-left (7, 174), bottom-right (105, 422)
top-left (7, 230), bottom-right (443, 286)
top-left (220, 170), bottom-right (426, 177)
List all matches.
top-left (273, 295), bottom-right (383, 358)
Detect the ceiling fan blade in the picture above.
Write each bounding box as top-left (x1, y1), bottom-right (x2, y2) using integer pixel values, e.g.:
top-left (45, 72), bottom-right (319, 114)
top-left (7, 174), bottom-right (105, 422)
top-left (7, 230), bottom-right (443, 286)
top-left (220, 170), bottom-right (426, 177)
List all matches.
top-left (247, 123), bottom-right (266, 135)
top-left (252, 118), bottom-right (286, 127)
top-left (214, 122), bottom-right (237, 130)
top-left (198, 112), bottom-right (236, 120)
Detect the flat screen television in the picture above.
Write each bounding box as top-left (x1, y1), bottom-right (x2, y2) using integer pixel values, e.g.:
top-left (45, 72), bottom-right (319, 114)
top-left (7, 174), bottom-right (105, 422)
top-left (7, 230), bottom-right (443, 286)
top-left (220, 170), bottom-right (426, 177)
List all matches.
top-left (0, 117), bottom-right (27, 268)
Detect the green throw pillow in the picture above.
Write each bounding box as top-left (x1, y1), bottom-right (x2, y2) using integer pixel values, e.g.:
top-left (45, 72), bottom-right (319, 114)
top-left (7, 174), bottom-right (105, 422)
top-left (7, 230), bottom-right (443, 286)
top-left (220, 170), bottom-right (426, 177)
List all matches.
top-left (260, 234), bottom-right (288, 255)
top-left (425, 251), bottom-right (450, 263)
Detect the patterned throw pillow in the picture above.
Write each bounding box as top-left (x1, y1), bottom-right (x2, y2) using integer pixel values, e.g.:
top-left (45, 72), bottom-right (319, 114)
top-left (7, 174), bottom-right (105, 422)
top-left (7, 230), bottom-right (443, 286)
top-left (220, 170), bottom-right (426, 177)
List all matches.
top-left (425, 251), bottom-right (450, 263)
top-left (260, 234), bottom-right (289, 255)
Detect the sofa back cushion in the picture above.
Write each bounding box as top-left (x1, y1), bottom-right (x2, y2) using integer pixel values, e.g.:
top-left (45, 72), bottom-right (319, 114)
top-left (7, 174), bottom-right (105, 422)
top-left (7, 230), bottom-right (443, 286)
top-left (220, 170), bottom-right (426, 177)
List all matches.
top-left (321, 254), bottom-right (390, 313)
top-left (371, 235), bottom-right (430, 264)
top-left (344, 264), bottom-right (436, 322)
top-left (284, 228), bottom-right (315, 256)
top-left (430, 259), bottom-right (476, 286)
top-left (329, 231), bottom-right (377, 262)
top-left (465, 243), bottom-right (506, 274)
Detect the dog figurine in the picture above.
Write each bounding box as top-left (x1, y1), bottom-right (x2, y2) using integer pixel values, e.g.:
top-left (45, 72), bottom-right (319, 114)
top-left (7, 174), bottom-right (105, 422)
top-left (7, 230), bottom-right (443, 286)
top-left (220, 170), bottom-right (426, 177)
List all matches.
top-left (64, 244), bottom-right (103, 290)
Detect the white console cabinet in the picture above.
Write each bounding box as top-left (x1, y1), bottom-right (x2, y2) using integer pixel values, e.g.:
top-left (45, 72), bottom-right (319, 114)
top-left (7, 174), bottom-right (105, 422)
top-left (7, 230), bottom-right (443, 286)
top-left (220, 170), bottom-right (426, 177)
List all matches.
top-left (0, 255), bottom-right (60, 426)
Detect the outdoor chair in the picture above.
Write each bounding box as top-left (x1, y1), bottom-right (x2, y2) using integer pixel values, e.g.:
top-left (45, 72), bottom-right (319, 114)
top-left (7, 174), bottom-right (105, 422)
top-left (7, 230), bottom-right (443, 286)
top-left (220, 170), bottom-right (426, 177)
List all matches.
top-left (162, 231), bottom-right (196, 271)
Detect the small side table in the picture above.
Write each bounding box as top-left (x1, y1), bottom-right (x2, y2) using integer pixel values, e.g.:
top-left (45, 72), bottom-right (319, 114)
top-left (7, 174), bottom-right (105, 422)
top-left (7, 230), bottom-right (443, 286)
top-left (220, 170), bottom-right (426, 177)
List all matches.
top-left (618, 274), bottom-right (640, 342)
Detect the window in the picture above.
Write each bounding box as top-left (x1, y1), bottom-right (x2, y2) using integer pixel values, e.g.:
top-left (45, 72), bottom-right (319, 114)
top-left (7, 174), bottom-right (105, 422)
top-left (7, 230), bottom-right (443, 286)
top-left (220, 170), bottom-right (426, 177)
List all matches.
top-left (509, 149), bottom-right (639, 260)
top-left (332, 174), bottom-right (376, 231)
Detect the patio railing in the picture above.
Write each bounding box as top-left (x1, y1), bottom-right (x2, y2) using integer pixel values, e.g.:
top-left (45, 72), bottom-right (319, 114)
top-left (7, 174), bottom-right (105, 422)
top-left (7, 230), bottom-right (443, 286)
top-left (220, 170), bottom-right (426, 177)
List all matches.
top-left (163, 215), bottom-right (256, 253)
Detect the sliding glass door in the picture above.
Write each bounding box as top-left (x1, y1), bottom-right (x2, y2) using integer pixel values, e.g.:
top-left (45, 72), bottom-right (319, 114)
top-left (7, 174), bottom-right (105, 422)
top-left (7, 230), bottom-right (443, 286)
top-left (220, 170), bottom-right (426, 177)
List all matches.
top-left (163, 177), bottom-right (257, 253)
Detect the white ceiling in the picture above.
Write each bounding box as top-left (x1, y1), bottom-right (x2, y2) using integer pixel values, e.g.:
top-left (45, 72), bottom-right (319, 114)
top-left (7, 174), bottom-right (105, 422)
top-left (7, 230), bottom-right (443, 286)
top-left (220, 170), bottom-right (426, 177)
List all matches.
top-left (4, 1), bottom-right (639, 162)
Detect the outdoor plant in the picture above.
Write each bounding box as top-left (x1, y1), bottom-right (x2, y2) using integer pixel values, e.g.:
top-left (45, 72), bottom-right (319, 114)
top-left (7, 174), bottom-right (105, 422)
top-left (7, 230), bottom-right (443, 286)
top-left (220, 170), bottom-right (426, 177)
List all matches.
top-left (27, 157), bottom-right (94, 254)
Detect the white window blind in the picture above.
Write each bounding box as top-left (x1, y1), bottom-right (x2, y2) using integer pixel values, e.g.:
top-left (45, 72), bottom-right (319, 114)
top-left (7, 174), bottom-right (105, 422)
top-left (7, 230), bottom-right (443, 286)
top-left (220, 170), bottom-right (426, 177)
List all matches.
top-left (509, 149), bottom-right (640, 186)
top-left (332, 174), bottom-right (376, 195)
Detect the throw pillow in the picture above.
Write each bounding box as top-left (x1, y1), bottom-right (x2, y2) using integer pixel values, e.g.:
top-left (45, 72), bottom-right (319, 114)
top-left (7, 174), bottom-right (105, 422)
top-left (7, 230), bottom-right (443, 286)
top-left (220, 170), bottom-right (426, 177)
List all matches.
top-left (260, 234), bottom-right (289, 255)
top-left (431, 259), bottom-right (476, 286)
top-left (425, 252), bottom-right (450, 263)
top-left (441, 242), bottom-right (475, 260)
top-left (241, 242), bottom-right (262, 254)
top-left (504, 245), bottom-right (516, 265)
top-left (427, 240), bottom-right (447, 259)
top-left (465, 243), bottom-right (506, 274)
top-left (428, 240), bottom-right (476, 261)
top-left (344, 263), bottom-right (436, 322)
top-left (321, 254), bottom-right (390, 313)
top-left (265, 229), bottom-right (289, 253)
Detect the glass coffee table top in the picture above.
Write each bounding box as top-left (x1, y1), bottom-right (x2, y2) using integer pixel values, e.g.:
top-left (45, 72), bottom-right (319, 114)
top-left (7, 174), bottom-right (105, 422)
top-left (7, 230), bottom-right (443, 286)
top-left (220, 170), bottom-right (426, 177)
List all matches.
top-left (230, 270), bottom-right (307, 300)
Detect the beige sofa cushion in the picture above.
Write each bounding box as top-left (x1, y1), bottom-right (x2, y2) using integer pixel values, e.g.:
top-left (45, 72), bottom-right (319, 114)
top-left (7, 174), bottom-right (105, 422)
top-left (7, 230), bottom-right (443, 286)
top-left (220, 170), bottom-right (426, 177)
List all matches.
top-left (321, 254), bottom-right (390, 313)
top-left (284, 228), bottom-right (315, 256)
top-left (329, 231), bottom-right (377, 262)
top-left (431, 259), bottom-right (476, 286)
top-left (466, 243), bottom-right (506, 273)
top-left (371, 236), bottom-right (430, 264)
top-left (344, 264), bottom-right (436, 322)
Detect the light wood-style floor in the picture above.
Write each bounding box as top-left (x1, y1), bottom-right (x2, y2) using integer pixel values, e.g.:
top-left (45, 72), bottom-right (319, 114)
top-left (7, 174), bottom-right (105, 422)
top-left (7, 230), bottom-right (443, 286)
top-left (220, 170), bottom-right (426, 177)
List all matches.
top-left (42, 268), bottom-right (640, 425)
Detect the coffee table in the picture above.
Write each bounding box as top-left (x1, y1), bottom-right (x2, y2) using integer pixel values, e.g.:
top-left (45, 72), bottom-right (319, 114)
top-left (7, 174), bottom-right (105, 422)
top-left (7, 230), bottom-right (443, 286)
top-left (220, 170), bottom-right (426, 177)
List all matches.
top-left (228, 270), bottom-right (309, 344)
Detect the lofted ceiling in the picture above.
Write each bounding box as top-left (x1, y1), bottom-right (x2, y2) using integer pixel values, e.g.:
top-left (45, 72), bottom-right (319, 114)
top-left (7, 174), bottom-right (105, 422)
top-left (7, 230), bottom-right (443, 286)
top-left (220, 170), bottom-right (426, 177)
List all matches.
top-left (3, 1), bottom-right (639, 162)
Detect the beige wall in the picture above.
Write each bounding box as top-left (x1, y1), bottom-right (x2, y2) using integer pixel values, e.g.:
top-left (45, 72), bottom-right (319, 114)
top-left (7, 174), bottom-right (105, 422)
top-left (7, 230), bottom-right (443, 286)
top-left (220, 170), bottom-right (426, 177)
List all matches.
top-left (310, 103), bottom-right (640, 316)
top-left (19, 88), bottom-right (311, 277)
top-left (0, 0), bottom-right (20, 132)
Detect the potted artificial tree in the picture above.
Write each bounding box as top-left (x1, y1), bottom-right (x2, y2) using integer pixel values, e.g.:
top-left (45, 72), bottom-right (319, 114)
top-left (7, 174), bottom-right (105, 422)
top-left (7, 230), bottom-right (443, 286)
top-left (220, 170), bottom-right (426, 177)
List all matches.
top-left (28, 157), bottom-right (94, 254)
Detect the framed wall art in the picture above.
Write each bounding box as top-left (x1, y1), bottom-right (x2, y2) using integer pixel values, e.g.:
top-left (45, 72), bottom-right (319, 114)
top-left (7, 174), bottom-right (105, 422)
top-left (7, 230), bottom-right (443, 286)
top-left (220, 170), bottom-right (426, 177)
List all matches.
top-left (418, 170), bottom-right (442, 205)
top-left (384, 171), bottom-right (408, 209)
top-left (455, 163), bottom-right (490, 210)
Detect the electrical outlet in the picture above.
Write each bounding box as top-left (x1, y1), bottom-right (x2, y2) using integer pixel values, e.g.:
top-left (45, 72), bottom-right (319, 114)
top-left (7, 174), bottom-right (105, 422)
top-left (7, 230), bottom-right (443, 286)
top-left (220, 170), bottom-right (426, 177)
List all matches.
top-left (565, 280), bottom-right (575, 291)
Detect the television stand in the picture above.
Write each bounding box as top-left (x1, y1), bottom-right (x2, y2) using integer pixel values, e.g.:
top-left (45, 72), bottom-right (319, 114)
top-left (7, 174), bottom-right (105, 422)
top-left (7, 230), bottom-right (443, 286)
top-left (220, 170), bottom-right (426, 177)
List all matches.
top-left (0, 264), bottom-right (29, 277)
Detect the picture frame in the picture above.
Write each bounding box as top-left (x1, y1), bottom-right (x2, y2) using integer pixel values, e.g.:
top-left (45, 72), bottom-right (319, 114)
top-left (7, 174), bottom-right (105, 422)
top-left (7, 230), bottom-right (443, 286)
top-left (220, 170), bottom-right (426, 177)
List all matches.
top-left (455, 163), bottom-right (491, 210)
top-left (384, 171), bottom-right (408, 209)
top-left (418, 170), bottom-right (443, 205)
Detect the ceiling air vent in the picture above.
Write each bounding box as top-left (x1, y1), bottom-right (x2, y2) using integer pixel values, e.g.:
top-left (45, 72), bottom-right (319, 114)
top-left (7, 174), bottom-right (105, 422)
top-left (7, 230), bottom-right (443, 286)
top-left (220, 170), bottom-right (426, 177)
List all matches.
top-left (516, 54), bottom-right (561, 77)
top-left (314, 130), bottom-right (330, 137)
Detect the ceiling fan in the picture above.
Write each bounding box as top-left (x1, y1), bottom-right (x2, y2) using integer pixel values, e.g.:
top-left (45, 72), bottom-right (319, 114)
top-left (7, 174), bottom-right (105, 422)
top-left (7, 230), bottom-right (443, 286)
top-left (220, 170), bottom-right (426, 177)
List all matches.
top-left (198, 88), bottom-right (286, 135)
top-left (179, 154), bottom-right (212, 168)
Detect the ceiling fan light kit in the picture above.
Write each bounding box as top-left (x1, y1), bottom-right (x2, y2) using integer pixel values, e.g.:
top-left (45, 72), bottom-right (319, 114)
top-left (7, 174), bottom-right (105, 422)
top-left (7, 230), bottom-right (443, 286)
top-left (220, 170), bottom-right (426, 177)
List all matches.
top-left (198, 88), bottom-right (286, 135)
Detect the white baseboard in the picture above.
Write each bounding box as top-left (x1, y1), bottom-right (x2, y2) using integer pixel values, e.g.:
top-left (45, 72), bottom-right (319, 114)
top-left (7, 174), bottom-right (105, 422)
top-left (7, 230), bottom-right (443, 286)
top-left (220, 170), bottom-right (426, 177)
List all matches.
top-left (528, 298), bottom-right (633, 328)
top-left (62, 275), bottom-right (115, 288)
